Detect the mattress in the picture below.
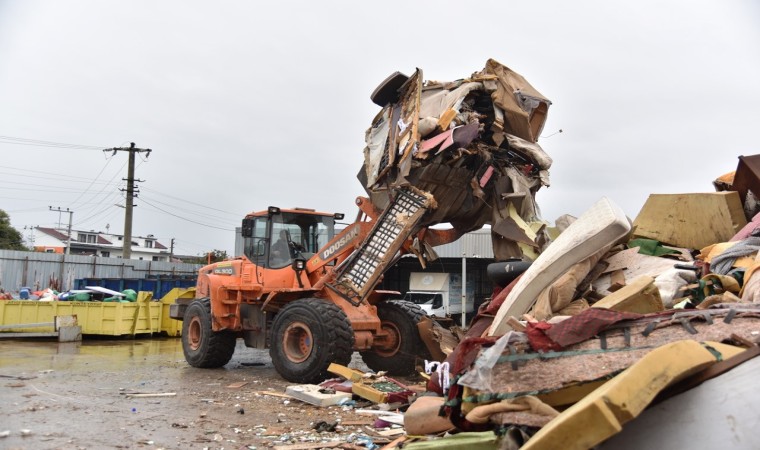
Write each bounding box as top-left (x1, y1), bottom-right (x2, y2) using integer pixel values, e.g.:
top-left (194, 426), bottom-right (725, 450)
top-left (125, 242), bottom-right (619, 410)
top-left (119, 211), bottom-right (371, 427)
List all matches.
top-left (490, 197), bottom-right (631, 336)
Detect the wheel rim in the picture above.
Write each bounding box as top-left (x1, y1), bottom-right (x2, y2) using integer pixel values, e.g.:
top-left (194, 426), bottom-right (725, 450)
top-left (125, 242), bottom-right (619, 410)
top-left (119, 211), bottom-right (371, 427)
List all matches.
top-left (188, 316), bottom-right (202, 351)
top-left (375, 321), bottom-right (402, 357)
top-left (282, 321), bottom-right (313, 363)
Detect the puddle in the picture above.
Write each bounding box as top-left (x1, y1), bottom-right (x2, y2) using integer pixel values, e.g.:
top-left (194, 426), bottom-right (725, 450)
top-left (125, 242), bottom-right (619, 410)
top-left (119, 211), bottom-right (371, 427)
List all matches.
top-left (0, 338), bottom-right (185, 373)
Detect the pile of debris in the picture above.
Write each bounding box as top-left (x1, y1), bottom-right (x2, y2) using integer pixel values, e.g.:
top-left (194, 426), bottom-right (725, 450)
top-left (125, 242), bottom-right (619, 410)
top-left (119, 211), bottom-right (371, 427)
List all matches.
top-left (349, 61), bottom-right (760, 448)
top-left (359, 58), bottom-right (553, 262)
top-left (207, 60), bottom-right (760, 449)
top-left (400, 154), bottom-right (760, 449)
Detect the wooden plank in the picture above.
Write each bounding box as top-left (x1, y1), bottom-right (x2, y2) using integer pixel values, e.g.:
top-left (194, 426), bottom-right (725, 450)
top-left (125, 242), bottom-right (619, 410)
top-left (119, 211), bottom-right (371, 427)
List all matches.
top-left (632, 192), bottom-right (747, 249)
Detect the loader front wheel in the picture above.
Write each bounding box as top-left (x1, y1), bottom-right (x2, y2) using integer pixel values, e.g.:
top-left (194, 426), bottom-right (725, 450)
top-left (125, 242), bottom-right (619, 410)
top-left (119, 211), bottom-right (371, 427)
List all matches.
top-left (270, 298), bottom-right (354, 383)
top-left (361, 300), bottom-right (430, 375)
top-left (182, 299), bottom-right (236, 368)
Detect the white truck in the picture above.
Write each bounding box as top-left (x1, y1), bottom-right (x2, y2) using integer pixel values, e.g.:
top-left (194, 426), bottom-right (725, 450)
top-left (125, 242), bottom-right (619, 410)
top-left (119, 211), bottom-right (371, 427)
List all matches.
top-left (403, 272), bottom-right (475, 324)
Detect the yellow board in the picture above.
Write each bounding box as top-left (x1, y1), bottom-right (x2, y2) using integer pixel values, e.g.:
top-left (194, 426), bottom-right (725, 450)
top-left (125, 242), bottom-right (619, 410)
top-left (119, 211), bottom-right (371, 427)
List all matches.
top-left (632, 192), bottom-right (746, 249)
top-left (522, 340), bottom-right (731, 450)
top-left (592, 275), bottom-right (664, 314)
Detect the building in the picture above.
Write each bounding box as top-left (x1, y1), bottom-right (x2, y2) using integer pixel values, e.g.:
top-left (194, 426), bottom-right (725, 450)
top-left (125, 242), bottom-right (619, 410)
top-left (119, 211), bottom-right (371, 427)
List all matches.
top-left (32, 227), bottom-right (171, 261)
top-left (376, 228), bottom-right (497, 308)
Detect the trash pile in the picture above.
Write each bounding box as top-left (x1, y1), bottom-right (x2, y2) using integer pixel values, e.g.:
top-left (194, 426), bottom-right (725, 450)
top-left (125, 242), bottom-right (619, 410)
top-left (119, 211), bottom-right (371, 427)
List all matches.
top-left (393, 154), bottom-right (760, 449)
top-left (0, 286), bottom-right (139, 302)
top-left (359, 58), bottom-right (553, 261)
top-left (344, 61), bottom-right (760, 448)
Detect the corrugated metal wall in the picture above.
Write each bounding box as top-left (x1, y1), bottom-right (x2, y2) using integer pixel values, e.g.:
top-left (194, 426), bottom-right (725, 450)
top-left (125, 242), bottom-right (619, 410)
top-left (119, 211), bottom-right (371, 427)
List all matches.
top-left (0, 250), bottom-right (201, 292)
top-left (432, 228), bottom-right (494, 258)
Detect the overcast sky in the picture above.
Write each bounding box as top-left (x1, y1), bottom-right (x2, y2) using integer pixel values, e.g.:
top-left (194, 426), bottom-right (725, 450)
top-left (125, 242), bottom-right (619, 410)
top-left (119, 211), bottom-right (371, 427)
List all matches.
top-left (1, 1), bottom-right (758, 256)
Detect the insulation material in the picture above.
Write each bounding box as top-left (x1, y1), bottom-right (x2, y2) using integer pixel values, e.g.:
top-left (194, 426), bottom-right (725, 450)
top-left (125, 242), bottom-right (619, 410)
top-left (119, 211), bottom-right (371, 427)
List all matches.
top-left (653, 268), bottom-right (698, 308)
top-left (465, 396), bottom-right (559, 428)
top-left (593, 247), bottom-right (686, 296)
top-left (360, 59), bottom-right (552, 261)
top-left (529, 248), bottom-right (608, 320)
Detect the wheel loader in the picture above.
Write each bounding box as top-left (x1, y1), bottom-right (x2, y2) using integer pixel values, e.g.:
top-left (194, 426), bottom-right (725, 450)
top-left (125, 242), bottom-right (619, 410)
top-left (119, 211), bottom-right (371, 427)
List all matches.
top-left (170, 188), bottom-right (459, 383)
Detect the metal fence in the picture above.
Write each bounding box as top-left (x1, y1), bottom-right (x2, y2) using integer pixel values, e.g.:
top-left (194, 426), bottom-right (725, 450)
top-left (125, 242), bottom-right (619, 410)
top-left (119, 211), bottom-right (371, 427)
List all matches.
top-left (0, 250), bottom-right (201, 292)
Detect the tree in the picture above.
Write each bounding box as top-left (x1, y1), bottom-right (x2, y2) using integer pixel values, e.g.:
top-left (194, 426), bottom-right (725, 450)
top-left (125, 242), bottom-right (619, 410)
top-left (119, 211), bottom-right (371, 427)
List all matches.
top-left (0, 209), bottom-right (27, 250)
top-left (189, 249), bottom-right (229, 264)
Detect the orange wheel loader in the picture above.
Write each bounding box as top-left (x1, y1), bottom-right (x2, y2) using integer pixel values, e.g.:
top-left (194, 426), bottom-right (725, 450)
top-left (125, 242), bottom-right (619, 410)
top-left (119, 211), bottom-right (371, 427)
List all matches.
top-left (170, 187), bottom-right (457, 383)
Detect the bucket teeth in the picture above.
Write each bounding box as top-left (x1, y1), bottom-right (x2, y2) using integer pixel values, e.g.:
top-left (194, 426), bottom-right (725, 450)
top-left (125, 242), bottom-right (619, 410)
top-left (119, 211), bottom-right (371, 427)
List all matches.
top-left (332, 188), bottom-right (432, 302)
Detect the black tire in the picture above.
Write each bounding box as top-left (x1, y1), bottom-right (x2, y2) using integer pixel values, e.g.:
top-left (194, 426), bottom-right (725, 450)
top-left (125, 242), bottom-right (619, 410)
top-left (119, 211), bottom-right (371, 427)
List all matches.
top-left (182, 298), bottom-right (236, 368)
top-left (360, 300), bottom-right (431, 375)
top-left (269, 298), bottom-right (354, 384)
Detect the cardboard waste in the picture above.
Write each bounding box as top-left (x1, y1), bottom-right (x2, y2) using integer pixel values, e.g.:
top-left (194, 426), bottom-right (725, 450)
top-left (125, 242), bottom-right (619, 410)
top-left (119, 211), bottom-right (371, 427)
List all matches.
top-left (358, 58), bottom-right (553, 265)
top-left (375, 154), bottom-right (760, 448)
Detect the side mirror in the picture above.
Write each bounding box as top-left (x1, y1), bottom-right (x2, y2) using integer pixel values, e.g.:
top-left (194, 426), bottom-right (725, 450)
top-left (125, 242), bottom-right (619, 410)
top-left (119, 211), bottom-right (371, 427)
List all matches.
top-left (241, 219), bottom-right (253, 238)
top-left (256, 240), bottom-right (267, 256)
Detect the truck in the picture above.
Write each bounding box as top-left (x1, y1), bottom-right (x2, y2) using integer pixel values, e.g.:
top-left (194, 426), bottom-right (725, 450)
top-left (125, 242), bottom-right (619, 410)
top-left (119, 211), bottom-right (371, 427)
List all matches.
top-left (403, 272), bottom-right (475, 324)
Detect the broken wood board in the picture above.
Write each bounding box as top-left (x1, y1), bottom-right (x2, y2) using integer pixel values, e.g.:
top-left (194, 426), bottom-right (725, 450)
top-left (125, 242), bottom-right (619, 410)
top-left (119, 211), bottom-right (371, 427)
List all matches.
top-left (125, 392), bottom-right (176, 398)
top-left (490, 197), bottom-right (631, 336)
top-left (632, 192), bottom-right (747, 250)
top-left (253, 390), bottom-right (292, 398)
top-left (592, 276), bottom-right (664, 314)
top-left (593, 248), bottom-right (682, 295)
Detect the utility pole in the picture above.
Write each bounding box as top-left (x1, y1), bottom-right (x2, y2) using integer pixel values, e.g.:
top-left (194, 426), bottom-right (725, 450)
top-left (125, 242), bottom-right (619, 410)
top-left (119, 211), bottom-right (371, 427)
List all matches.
top-left (23, 225), bottom-right (38, 247)
top-left (170, 238), bottom-right (175, 260)
top-left (49, 207), bottom-right (73, 255)
top-left (106, 142), bottom-right (151, 259)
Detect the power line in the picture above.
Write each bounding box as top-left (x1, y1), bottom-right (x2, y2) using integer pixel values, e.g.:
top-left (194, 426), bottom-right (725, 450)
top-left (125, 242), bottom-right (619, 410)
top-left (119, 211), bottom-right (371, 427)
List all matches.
top-left (139, 193), bottom-right (239, 227)
top-left (0, 135), bottom-right (106, 150)
top-left (140, 186), bottom-right (240, 217)
top-left (139, 197), bottom-right (234, 231)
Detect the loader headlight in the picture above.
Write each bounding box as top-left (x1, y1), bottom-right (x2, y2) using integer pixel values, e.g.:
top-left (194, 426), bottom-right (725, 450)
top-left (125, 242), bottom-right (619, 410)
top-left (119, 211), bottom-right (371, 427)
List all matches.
top-left (292, 258), bottom-right (306, 270)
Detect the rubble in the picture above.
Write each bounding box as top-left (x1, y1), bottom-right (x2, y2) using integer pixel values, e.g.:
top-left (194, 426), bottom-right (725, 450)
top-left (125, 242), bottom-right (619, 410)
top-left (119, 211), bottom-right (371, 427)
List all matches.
top-left (359, 58), bottom-right (553, 264)
top-left (387, 150), bottom-right (760, 449)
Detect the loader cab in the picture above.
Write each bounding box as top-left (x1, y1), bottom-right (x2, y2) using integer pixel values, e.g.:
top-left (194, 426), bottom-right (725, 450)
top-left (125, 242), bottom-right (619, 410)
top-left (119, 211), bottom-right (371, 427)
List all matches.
top-left (241, 207), bottom-right (343, 269)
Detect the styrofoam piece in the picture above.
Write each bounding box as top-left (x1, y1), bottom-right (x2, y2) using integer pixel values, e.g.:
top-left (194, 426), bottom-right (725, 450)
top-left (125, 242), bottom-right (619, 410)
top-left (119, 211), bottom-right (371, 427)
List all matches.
top-left (85, 286), bottom-right (125, 297)
top-left (489, 197), bottom-right (631, 336)
top-left (285, 384), bottom-right (352, 407)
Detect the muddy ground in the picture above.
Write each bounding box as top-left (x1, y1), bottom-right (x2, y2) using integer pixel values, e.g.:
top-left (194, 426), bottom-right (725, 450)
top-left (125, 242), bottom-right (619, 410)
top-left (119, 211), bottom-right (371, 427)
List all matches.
top-left (0, 338), bottom-right (425, 450)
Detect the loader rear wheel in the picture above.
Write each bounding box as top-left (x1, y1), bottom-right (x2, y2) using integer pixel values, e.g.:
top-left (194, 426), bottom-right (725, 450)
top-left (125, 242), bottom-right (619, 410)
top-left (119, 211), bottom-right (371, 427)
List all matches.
top-left (361, 300), bottom-right (430, 375)
top-left (182, 299), bottom-right (236, 368)
top-left (270, 298), bottom-right (354, 383)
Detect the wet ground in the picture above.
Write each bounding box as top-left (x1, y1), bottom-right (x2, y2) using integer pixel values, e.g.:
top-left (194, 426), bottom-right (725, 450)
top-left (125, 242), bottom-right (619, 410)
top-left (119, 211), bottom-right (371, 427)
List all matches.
top-left (0, 338), bottom-right (419, 450)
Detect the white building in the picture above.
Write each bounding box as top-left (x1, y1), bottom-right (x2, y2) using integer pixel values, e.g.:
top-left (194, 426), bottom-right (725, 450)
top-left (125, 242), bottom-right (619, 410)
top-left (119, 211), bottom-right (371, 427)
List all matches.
top-left (33, 227), bottom-right (171, 261)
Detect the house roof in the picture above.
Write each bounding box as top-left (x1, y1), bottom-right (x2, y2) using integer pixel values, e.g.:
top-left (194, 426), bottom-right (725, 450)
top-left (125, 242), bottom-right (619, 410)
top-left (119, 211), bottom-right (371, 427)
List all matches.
top-left (36, 227), bottom-right (70, 241)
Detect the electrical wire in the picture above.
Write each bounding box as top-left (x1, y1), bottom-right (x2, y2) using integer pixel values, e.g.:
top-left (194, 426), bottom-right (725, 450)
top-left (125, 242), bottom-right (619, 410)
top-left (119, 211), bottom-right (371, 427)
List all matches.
top-left (138, 193), bottom-right (239, 227)
top-left (139, 197), bottom-right (234, 231)
top-left (139, 186), bottom-right (240, 218)
top-left (0, 135), bottom-right (107, 150)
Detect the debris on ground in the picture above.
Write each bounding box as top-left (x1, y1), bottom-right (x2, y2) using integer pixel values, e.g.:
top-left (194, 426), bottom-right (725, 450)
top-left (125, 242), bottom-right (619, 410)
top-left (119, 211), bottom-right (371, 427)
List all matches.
top-left (390, 150), bottom-right (760, 448)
